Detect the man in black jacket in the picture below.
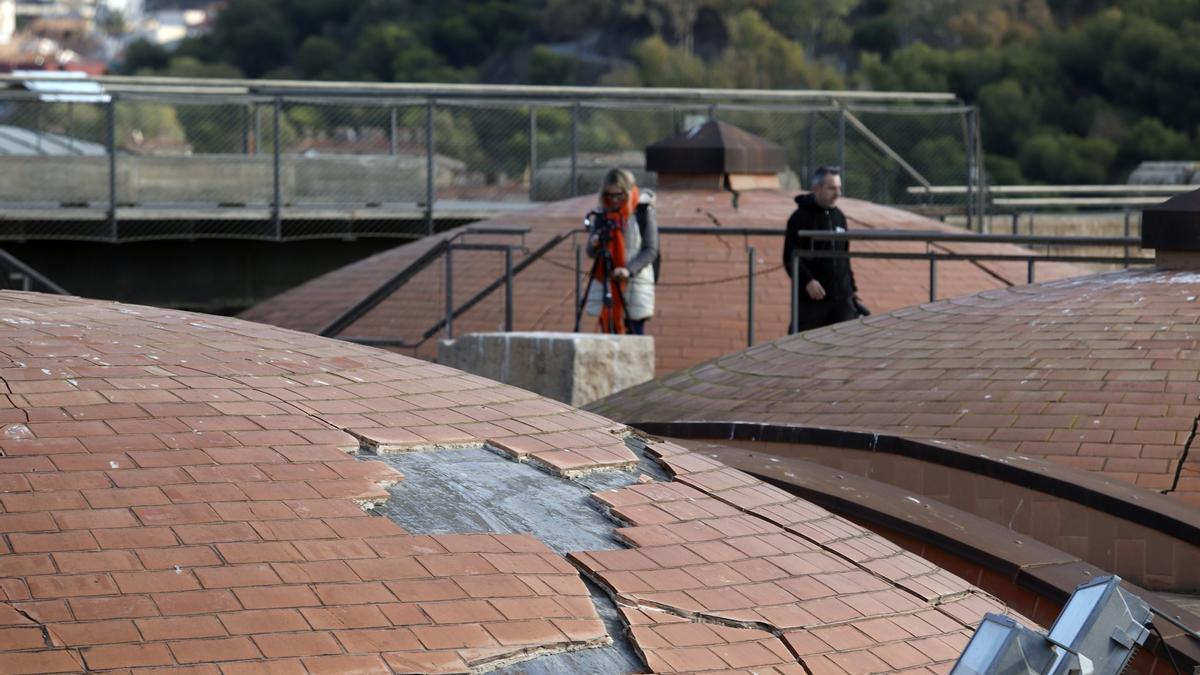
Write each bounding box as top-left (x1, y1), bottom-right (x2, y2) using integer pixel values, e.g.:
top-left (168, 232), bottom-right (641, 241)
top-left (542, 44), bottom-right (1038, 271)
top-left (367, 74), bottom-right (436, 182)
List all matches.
top-left (783, 166), bottom-right (862, 334)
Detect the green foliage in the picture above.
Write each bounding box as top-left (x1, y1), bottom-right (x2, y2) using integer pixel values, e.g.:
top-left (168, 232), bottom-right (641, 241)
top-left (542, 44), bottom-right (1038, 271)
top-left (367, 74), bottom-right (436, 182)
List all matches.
top-left (121, 0), bottom-right (1200, 185)
top-left (528, 46), bottom-right (577, 85)
top-left (1017, 132), bottom-right (1116, 184)
top-left (985, 153), bottom-right (1025, 184)
top-left (852, 17), bottom-right (899, 56)
top-left (1115, 117), bottom-right (1193, 175)
top-left (120, 39), bottom-right (169, 73)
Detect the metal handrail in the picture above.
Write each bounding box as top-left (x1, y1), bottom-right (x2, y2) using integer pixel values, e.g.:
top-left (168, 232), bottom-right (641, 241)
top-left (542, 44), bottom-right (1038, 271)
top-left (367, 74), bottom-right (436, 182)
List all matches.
top-left (908, 185), bottom-right (1193, 195)
top-left (338, 228), bottom-right (577, 348)
top-left (334, 226), bottom-right (1151, 351)
top-left (2, 74), bottom-right (962, 104)
top-left (0, 248), bottom-right (68, 294)
top-left (661, 226), bottom-right (1142, 248)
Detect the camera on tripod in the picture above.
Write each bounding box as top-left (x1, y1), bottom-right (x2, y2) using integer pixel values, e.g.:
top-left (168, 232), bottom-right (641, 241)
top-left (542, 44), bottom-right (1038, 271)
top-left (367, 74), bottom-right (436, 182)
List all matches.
top-left (584, 209), bottom-right (618, 240)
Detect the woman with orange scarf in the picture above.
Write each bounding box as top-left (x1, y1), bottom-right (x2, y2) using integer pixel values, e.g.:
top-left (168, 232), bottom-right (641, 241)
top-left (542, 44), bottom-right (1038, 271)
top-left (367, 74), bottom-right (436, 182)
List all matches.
top-left (584, 168), bottom-right (658, 335)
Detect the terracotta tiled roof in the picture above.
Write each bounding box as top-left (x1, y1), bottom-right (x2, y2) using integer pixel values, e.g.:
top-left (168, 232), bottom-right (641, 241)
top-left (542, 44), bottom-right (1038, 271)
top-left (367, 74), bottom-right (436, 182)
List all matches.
top-left (240, 192), bottom-right (1086, 375)
top-left (571, 438), bottom-right (1020, 674)
top-left (0, 291), bottom-right (1031, 672)
top-left (588, 268), bottom-right (1200, 507)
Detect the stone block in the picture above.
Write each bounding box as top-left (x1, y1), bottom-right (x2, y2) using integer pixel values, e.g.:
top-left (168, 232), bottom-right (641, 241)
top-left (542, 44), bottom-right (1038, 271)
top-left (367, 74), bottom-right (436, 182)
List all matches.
top-left (436, 332), bottom-right (654, 407)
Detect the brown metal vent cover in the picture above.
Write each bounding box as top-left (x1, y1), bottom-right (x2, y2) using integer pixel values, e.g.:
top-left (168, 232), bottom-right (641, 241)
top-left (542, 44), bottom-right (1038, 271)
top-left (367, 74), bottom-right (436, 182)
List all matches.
top-left (645, 120), bottom-right (786, 175)
top-left (1142, 187), bottom-right (1200, 251)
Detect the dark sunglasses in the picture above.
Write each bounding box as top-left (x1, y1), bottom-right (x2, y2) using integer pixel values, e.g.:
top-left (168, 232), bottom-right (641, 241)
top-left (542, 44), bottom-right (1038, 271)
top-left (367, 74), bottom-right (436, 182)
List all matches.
top-left (601, 190), bottom-right (627, 201)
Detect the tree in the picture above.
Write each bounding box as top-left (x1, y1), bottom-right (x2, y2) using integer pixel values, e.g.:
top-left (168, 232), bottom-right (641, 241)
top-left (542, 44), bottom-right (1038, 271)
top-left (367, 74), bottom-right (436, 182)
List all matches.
top-left (1115, 117), bottom-right (1193, 176)
top-left (764, 0), bottom-right (858, 57)
top-left (208, 0), bottom-right (294, 77)
top-left (1017, 132), bottom-right (1116, 184)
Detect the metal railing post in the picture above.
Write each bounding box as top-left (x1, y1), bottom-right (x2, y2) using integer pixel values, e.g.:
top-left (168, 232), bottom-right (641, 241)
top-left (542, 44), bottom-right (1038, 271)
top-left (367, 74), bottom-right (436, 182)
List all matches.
top-left (253, 103), bottom-right (261, 156)
top-left (529, 106), bottom-right (537, 201)
top-left (425, 98), bottom-right (436, 235)
top-left (747, 246), bottom-right (755, 347)
top-left (790, 252), bottom-right (799, 335)
top-left (389, 107), bottom-right (398, 156)
top-left (965, 108), bottom-right (975, 232)
top-left (1027, 258), bottom-right (1036, 284)
top-left (1123, 209), bottom-right (1132, 268)
top-left (975, 109), bottom-right (987, 228)
top-left (708, 103), bottom-right (718, 121)
top-left (444, 246), bottom-right (454, 339)
top-left (928, 254), bottom-right (937, 302)
top-left (837, 106), bottom-right (846, 193)
top-left (271, 98), bottom-right (282, 240)
top-left (105, 97), bottom-right (117, 241)
top-left (806, 111), bottom-right (816, 181)
top-left (574, 243), bottom-right (581, 320)
top-left (504, 247), bottom-right (514, 332)
top-left (241, 104), bottom-right (250, 154)
top-left (569, 100), bottom-right (579, 197)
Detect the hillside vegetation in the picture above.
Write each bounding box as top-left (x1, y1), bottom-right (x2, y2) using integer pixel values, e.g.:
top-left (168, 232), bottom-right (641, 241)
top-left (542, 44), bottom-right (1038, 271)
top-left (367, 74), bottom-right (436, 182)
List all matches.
top-left (123, 0), bottom-right (1200, 184)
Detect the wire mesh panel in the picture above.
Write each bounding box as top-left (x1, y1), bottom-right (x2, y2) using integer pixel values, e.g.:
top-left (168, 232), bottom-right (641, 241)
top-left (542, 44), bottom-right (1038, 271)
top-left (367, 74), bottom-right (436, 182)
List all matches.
top-left (0, 97), bottom-right (109, 206)
top-left (436, 101), bottom-right (533, 204)
top-left (0, 83), bottom-right (982, 242)
top-left (571, 104), bottom-right (679, 198)
top-left (0, 95), bottom-right (113, 241)
top-left (849, 107), bottom-right (972, 209)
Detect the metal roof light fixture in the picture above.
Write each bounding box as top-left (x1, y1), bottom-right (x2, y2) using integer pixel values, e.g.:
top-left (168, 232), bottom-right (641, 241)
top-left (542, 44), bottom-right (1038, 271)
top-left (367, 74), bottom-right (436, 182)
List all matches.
top-left (952, 575), bottom-right (1152, 675)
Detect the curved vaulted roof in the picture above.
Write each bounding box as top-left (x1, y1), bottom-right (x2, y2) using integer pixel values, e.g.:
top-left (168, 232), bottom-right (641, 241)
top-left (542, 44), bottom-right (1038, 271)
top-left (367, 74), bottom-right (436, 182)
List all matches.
top-left (589, 269), bottom-right (1200, 506)
top-left (0, 291), bottom-right (1030, 673)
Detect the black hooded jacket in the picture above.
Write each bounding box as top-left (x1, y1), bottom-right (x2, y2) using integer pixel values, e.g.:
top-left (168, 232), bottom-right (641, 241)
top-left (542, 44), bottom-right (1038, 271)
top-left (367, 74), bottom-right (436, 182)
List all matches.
top-left (782, 193), bottom-right (857, 301)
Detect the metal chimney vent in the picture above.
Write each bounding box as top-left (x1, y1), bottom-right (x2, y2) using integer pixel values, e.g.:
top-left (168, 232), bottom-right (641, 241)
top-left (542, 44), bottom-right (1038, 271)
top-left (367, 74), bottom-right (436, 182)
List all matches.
top-left (645, 120), bottom-right (785, 175)
top-left (1141, 188), bottom-right (1200, 268)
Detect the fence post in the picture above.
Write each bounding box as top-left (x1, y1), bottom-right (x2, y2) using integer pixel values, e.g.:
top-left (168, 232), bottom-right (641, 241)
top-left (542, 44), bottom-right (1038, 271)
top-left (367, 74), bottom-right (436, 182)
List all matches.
top-left (928, 254), bottom-right (937, 303)
top-left (570, 100), bottom-right (579, 197)
top-left (271, 97), bottom-right (282, 240)
top-left (1123, 209), bottom-right (1131, 268)
top-left (708, 103), bottom-right (718, 121)
top-left (105, 97), bottom-right (117, 241)
top-left (529, 106), bottom-right (537, 201)
top-left (806, 111), bottom-right (816, 181)
top-left (574, 243), bottom-right (581, 323)
top-left (837, 106), bottom-right (846, 194)
top-left (389, 107), bottom-right (398, 156)
top-left (964, 108), bottom-right (975, 232)
top-left (445, 246), bottom-right (454, 339)
top-left (1027, 258), bottom-right (1036, 285)
top-left (241, 104), bottom-right (250, 154)
top-left (504, 247), bottom-right (514, 332)
top-left (975, 110), bottom-right (987, 230)
top-left (253, 103), bottom-right (262, 156)
top-left (425, 98), bottom-right (436, 236)
top-left (747, 246), bottom-right (755, 347)
top-left (790, 253), bottom-right (799, 335)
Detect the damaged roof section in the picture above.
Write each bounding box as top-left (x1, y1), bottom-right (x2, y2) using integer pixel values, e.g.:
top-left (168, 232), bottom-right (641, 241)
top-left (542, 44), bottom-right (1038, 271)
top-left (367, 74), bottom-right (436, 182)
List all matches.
top-left (0, 291), bottom-right (1033, 673)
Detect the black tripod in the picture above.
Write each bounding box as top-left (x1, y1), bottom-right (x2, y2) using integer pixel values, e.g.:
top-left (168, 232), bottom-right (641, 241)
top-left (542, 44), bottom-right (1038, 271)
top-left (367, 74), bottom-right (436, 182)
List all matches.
top-left (574, 215), bottom-right (627, 334)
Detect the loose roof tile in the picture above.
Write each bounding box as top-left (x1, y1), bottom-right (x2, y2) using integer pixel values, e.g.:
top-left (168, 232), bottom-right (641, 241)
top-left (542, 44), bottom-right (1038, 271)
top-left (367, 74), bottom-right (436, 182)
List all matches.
top-left (241, 191), bottom-right (1085, 375)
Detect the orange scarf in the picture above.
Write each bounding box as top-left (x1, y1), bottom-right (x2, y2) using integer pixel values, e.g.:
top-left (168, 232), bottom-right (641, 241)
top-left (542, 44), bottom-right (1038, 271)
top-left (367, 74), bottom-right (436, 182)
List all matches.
top-left (594, 187), bottom-right (639, 333)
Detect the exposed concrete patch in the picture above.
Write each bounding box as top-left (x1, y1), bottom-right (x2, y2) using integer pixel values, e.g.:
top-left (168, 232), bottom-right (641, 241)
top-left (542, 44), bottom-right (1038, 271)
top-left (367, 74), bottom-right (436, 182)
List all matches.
top-left (365, 448), bottom-right (646, 673)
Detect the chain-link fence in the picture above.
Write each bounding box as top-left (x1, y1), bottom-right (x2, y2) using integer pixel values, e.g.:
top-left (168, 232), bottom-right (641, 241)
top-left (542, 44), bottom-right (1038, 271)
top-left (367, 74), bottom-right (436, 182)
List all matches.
top-left (0, 77), bottom-right (979, 243)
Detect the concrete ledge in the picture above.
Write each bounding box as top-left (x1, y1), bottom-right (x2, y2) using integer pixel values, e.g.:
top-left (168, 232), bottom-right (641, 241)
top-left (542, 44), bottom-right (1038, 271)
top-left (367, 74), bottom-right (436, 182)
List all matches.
top-left (437, 331), bottom-right (654, 407)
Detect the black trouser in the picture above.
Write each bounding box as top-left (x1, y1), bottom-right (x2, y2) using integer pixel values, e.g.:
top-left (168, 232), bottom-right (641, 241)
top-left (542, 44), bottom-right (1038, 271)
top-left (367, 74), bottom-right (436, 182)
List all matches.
top-left (789, 297), bottom-right (858, 334)
top-left (625, 318), bottom-right (647, 335)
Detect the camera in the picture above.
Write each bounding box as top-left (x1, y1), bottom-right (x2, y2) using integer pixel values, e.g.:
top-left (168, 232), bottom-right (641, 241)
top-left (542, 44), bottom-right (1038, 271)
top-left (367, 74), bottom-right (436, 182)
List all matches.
top-left (584, 209), bottom-right (617, 235)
